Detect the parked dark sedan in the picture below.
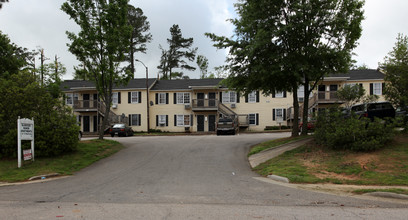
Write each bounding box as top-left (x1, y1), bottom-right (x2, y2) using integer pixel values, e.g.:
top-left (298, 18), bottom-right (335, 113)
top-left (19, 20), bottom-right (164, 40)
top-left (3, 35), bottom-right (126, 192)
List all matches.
top-left (109, 124), bottom-right (134, 137)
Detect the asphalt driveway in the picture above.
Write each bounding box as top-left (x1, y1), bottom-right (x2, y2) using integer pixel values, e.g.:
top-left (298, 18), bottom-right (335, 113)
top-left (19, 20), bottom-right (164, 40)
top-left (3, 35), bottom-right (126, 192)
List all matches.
top-left (0, 133), bottom-right (407, 219)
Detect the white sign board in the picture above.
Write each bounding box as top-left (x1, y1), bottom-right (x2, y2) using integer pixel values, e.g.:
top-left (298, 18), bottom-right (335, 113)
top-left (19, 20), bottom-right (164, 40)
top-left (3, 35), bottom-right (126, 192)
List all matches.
top-left (17, 117), bottom-right (35, 168)
top-left (20, 122), bottom-right (34, 140)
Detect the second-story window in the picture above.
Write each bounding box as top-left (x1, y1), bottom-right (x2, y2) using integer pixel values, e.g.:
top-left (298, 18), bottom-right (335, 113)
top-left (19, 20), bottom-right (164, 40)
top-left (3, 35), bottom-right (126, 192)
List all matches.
top-left (222, 91), bottom-right (236, 103)
top-left (131, 92), bottom-right (139, 103)
top-left (275, 91), bottom-right (284, 98)
top-left (112, 92), bottom-right (119, 104)
top-left (373, 83), bottom-right (382, 95)
top-left (176, 92), bottom-right (190, 104)
top-left (248, 91), bottom-right (256, 103)
top-left (159, 93), bottom-right (166, 104)
top-left (66, 93), bottom-right (73, 105)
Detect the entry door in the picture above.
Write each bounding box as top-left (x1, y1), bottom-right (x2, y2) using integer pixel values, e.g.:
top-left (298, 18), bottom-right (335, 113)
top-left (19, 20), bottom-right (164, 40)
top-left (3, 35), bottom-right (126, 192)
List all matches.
top-left (93, 94), bottom-right (98, 108)
top-left (197, 93), bottom-right (204, 107)
top-left (83, 94), bottom-right (90, 108)
top-left (209, 93), bottom-right (216, 107)
top-left (197, 115), bottom-right (205, 132)
top-left (329, 85), bottom-right (338, 100)
top-left (208, 115), bottom-right (216, 132)
top-left (93, 115), bottom-right (98, 132)
top-left (318, 85), bottom-right (325, 100)
top-left (83, 116), bottom-right (90, 132)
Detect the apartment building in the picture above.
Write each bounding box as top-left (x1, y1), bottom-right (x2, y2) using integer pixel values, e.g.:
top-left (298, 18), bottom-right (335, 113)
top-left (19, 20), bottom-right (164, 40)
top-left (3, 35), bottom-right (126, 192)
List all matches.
top-left (309, 69), bottom-right (386, 112)
top-left (61, 69), bottom-right (386, 134)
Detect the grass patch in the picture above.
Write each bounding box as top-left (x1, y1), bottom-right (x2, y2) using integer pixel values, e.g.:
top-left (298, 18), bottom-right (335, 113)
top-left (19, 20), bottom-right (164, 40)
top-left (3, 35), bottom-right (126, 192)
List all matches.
top-left (353, 188), bottom-right (408, 195)
top-left (248, 135), bottom-right (310, 156)
top-left (253, 134), bottom-right (408, 185)
top-left (0, 139), bottom-right (124, 183)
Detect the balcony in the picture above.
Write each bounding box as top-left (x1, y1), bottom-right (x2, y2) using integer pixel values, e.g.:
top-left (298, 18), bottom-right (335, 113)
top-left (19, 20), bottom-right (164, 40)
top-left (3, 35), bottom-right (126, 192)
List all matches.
top-left (191, 99), bottom-right (219, 111)
top-left (73, 100), bottom-right (106, 115)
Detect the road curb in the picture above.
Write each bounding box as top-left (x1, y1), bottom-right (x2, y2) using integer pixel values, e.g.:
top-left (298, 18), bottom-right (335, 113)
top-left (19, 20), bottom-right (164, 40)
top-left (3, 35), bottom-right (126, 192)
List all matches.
top-left (267, 175), bottom-right (290, 183)
top-left (28, 173), bottom-right (60, 181)
top-left (365, 192), bottom-right (408, 200)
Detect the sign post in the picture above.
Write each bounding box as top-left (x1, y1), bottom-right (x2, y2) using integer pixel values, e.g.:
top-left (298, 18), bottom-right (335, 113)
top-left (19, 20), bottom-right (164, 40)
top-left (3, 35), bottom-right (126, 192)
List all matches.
top-left (17, 117), bottom-right (34, 168)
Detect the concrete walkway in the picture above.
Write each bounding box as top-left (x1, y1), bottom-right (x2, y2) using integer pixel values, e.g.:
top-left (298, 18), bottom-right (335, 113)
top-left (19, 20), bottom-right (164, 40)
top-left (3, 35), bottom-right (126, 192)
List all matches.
top-left (248, 137), bottom-right (313, 168)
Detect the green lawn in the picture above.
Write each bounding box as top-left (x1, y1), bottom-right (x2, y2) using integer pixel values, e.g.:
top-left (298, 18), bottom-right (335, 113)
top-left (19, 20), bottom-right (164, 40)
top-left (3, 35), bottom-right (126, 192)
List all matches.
top-left (253, 134), bottom-right (408, 186)
top-left (0, 139), bottom-right (124, 182)
top-left (248, 135), bottom-right (311, 156)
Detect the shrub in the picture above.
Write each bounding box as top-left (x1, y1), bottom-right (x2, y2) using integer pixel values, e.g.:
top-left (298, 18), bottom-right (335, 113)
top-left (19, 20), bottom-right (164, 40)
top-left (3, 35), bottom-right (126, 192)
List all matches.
top-left (314, 108), bottom-right (396, 151)
top-left (264, 125), bottom-right (290, 130)
top-left (0, 72), bottom-right (78, 158)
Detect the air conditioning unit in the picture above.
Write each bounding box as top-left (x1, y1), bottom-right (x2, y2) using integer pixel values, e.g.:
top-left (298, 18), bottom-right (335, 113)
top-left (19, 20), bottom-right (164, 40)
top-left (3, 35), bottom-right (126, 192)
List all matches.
top-left (231, 103), bottom-right (236, 108)
top-left (298, 97), bottom-right (304, 102)
top-left (185, 104), bottom-right (191, 109)
top-left (112, 104), bottom-right (117, 109)
top-left (159, 123), bottom-right (165, 127)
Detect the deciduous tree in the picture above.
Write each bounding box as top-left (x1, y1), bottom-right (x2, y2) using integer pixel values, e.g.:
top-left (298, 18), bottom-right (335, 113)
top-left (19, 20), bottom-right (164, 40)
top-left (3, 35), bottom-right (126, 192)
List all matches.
top-left (206, 0), bottom-right (364, 136)
top-left (380, 34), bottom-right (408, 120)
top-left (62, 0), bottom-right (132, 139)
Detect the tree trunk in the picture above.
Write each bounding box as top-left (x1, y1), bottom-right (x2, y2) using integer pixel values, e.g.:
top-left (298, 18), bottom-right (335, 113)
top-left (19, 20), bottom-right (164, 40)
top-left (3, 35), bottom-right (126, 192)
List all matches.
top-left (291, 84), bottom-right (299, 137)
top-left (301, 77), bottom-right (310, 136)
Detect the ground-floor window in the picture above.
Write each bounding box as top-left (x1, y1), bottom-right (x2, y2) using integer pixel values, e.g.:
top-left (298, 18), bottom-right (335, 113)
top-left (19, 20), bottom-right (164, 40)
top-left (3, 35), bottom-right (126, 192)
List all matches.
top-left (248, 113), bottom-right (259, 125)
top-left (129, 114), bottom-right (141, 126)
top-left (157, 115), bottom-right (168, 126)
top-left (176, 115), bottom-right (190, 127)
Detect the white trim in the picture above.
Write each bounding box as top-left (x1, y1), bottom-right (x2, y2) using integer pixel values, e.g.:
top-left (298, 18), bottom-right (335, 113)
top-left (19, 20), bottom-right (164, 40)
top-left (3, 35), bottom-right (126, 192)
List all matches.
top-left (176, 115), bottom-right (190, 127)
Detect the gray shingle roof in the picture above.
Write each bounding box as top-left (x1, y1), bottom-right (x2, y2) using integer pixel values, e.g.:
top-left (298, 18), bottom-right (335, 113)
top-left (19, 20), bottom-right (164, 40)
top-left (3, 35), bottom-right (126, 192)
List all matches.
top-left (61, 78), bottom-right (156, 91)
top-left (150, 78), bottom-right (224, 91)
top-left (327, 69), bottom-right (384, 80)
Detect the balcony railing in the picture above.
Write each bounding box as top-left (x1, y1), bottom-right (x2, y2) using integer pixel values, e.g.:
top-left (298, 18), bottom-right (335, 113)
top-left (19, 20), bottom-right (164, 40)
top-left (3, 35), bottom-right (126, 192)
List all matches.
top-left (192, 99), bottom-right (219, 111)
top-left (72, 100), bottom-right (108, 117)
top-left (318, 91), bottom-right (338, 101)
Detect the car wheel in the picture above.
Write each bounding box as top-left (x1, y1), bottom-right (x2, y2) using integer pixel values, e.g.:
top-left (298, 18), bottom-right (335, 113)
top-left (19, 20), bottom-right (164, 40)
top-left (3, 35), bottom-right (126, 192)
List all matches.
top-left (111, 134), bottom-right (114, 137)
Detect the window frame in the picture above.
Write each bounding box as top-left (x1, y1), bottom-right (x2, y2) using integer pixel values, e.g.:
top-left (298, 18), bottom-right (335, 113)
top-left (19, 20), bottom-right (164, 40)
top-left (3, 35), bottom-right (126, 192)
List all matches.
top-left (275, 91), bottom-right (284, 98)
top-left (130, 114), bottom-right (140, 126)
top-left (158, 93), bottom-right (167, 104)
top-left (112, 92), bottom-right (119, 104)
top-left (248, 91), bottom-right (256, 103)
top-left (176, 115), bottom-right (190, 127)
top-left (222, 91), bottom-right (237, 103)
top-left (176, 92), bottom-right (190, 104)
top-left (275, 108), bottom-right (284, 122)
top-left (131, 91), bottom-right (139, 104)
top-left (66, 93), bottom-right (73, 105)
top-left (248, 113), bottom-right (256, 125)
top-left (158, 115), bottom-right (166, 125)
top-left (373, 83), bottom-right (382, 95)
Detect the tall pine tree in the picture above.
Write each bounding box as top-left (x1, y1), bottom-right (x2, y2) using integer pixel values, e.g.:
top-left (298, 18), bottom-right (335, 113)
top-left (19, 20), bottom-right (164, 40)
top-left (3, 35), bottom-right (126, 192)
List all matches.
top-left (157, 24), bottom-right (197, 80)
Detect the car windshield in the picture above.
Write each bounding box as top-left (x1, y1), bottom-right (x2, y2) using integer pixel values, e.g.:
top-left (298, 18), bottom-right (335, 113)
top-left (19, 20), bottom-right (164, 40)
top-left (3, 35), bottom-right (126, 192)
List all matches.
top-left (113, 124), bottom-right (125, 128)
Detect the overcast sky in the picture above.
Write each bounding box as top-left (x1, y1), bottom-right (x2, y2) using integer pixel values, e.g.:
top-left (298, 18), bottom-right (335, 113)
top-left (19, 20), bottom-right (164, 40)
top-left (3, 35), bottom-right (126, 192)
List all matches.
top-left (1, 0), bottom-right (408, 80)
